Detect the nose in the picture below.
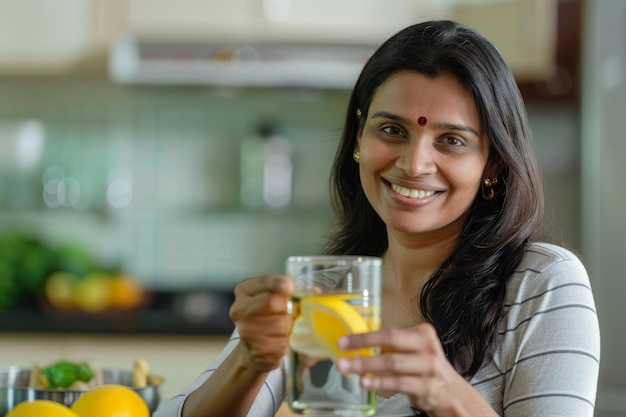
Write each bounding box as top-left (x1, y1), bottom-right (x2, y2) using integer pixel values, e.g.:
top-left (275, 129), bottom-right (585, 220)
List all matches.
top-left (398, 137), bottom-right (436, 177)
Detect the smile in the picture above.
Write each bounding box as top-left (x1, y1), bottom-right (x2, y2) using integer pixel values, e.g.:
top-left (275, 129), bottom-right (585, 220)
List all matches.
top-left (391, 184), bottom-right (437, 199)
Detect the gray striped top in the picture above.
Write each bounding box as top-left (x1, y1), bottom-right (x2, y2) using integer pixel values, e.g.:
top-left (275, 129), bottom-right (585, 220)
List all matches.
top-left (155, 242), bottom-right (600, 417)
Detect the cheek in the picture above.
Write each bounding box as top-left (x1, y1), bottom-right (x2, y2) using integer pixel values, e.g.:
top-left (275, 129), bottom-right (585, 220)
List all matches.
top-left (449, 157), bottom-right (487, 186)
top-left (360, 141), bottom-right (395, 169)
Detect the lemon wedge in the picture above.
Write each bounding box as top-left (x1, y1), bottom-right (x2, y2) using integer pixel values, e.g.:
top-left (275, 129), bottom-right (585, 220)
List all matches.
top-left (289, 315), bottom-right (330, 358)
top-left (289, 295), bottom-right (373, 360)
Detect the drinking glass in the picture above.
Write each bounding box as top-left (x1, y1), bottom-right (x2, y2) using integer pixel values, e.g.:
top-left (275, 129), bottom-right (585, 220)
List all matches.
top-left (285, 256), bottom-right (382, 417)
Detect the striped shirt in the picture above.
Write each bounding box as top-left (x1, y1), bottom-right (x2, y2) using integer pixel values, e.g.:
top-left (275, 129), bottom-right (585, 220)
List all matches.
top-left (155, 242), bottom-right (600, 417)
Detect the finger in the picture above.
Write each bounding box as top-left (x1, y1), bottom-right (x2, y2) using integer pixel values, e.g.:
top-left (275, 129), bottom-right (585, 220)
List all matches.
top-left (251, 291), bottom-right (293, 314)
top-left (361, 375), bottom-right (444, 412)
top-left (230, 290), bottom-right (292, 321)
top-left (339, 324), bottom-right (440, 354)
top-left (360, 374), bottom-right (422, 394)
top-left (236, 275), bottom-right (294, 297)
top-left (337, 352), bottom-right (436, 376)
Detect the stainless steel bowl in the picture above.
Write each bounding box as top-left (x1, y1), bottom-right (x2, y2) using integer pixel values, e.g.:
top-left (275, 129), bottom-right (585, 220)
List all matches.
top-left (0, 366), bottom-right (162, 415)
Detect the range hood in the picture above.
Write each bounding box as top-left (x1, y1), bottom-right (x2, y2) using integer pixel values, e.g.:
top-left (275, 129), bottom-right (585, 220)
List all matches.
top-left (108, 36), bottom-right (375, 89)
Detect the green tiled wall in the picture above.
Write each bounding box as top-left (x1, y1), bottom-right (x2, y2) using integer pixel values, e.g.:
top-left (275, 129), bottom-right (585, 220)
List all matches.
top-left (0, 82), bottom-right (350, 289)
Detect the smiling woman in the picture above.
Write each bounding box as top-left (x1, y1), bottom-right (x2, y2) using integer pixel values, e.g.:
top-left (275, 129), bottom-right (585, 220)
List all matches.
top-left (155, 20), bottom-right (599, 417)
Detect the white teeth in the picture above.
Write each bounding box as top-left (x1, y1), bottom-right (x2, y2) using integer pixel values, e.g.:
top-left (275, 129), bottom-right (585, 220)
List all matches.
top-left (391, 184), bottom-right (436, 199)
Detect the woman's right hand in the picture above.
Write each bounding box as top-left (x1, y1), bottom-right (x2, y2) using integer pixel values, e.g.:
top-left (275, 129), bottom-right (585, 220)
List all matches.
top-left (229, 275), bottom-right (294, 374)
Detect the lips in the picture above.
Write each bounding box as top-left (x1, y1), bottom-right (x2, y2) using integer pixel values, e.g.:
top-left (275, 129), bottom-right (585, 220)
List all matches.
top-left (391, 183), bottom-right (437, 199)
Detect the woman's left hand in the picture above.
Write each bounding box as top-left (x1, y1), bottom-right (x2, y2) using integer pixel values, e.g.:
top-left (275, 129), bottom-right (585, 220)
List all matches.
top-left (335, 323), bottom-right (473, 416)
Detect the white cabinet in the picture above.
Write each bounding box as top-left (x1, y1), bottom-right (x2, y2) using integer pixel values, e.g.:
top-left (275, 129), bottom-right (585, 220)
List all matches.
top-left (0, 0), bottom-right (92, 73)
top-left (0, 0), bottom-right (125, 75)
top-left (123, 0), bottom-right (441, 45)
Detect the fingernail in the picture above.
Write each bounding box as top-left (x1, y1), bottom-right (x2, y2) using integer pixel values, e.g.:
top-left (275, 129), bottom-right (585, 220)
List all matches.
top-left (361, 377), bottom-right (372, 388)
top-left (337, 358), bottom-right (350, 372)
top-left (338, 336), bottom-right (349, 349)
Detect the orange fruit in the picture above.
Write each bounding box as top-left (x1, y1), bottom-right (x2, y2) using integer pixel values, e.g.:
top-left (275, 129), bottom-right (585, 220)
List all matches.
top-left (108, 274), bottom-right (144, 309)
top-left (6, 399), bottom-right (80, 417)
top-left (70, 384), bottom-right (149, 417)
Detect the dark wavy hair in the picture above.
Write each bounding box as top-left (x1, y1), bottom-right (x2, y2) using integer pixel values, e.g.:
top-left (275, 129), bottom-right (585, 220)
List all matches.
top-left (323, 20), bottom-right (544, 378)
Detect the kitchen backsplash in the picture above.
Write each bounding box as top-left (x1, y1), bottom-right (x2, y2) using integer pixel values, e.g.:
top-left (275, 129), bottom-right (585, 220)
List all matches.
top-left (0, 81), bottom-right (581, 290)
top-left (0, 82), bottom-right (348, 289)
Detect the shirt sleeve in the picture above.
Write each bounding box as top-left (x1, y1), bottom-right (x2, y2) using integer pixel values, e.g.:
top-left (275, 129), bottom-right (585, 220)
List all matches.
top-left (500, 249), bottom-right (600, 417)
top-left (154, 329), bottom-right (287, 417)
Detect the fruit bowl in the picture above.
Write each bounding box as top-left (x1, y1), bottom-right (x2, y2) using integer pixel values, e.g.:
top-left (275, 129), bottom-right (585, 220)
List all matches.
top-left (0, 366), bottom-right (162, 415)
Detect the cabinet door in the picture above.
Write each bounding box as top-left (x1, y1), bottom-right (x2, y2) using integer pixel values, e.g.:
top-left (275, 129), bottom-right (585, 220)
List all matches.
top-left (0, 0), bottom-right (92, 73)
top-left (454, 0), bottom-right (558, 82)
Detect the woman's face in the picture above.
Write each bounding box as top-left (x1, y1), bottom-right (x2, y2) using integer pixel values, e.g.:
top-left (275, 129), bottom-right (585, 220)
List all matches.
top-left (356, 71), bottom-right (495, 239)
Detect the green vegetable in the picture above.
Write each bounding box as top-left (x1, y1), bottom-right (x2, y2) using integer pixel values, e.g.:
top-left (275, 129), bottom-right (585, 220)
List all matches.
top-left (41, 361), bottom-right (93, 388)
top-left (0, 232), bottom-right (106, 311)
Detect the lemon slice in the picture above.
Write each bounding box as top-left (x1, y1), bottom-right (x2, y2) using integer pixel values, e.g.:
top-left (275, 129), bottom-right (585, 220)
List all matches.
top-left (301, 295), bottom-right (372, 359)
top-left (288, 315), bottom-right (330, 358)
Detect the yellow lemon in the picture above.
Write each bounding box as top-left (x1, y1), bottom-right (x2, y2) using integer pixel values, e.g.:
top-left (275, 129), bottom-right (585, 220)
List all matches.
top-left (45, 272), bottom-right (78, 310)
top-left (6, 399), bottom-right (80, 417)
top-left (289, 315), bottom-right (330, 358)
top-left (72, 272), bottom-right (111, 312)
top-left (290, 294), bottom-right (373, 359)
top-left (70, 384), bottom-right (149, 417)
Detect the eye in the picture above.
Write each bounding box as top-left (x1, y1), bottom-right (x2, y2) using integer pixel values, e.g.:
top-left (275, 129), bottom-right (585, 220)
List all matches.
top-left (443, 136), bottom-right (464, 146)
top-left (435, 135), bottom-right (470, 154)
top-left (381, 125), bottom-right (405, 136)
top-left (376, 125), bottom-right (409, 144)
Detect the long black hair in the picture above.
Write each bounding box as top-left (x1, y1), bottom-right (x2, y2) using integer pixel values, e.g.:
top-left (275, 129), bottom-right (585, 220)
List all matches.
top-left (323, 20), bottom-right (544, 378)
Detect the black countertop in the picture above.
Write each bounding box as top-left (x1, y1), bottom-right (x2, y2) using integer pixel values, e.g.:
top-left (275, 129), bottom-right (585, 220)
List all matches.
top-left (0, 290), bottom-right (235, 335)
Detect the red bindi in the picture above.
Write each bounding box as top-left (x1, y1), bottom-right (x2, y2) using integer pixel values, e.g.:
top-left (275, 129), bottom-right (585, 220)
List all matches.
top-left (417, 116), bottom-right (427, 126)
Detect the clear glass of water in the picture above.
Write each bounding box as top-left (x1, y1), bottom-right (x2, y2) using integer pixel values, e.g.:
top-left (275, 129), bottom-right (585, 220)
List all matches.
top-left (285, 255), bottom-right (382, 417)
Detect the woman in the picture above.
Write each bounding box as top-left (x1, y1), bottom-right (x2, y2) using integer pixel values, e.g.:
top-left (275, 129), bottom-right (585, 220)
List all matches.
top-left (156, 20), bottom-right (600, 417)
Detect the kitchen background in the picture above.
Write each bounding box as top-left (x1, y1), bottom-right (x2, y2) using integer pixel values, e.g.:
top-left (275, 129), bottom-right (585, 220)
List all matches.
top-left (0, 0), bottom-right (624, 416)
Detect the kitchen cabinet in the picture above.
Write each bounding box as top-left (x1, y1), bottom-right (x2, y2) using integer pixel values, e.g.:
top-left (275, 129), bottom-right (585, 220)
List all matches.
top-left (112, 0), bottom-right (561, 87)
top-left (109, 0), bottom-right (439, 89)
top-left (454, 0), bottom-right (558, 82)
top-left (0, 0), bottom-right (121, 76)
top-left (0, 0), bottom-right (430, 79)
top-left (124, 0), bottom-right (437, 45)
top-left (0, 0), bottom-right (562, 84)
top-left (0, 0), bottom-right (90, 72)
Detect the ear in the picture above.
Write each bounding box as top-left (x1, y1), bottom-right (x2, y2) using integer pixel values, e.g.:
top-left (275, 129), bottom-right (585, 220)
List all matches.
top-left (355, 128), bottom-right (362, 154)
top-left (484, 156), bottom-right (505, 179)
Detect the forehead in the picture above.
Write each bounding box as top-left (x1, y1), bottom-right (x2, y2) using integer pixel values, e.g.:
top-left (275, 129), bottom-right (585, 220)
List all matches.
top-left (369, 71), bottom-right (480, 127)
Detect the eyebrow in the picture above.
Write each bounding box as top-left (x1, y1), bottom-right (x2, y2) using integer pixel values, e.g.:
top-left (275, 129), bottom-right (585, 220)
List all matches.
top-left (370, 111), bottom-right (480, 137)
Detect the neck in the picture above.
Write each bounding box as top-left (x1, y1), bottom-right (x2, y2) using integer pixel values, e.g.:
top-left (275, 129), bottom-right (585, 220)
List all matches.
top-left (382, 230), bottom-right (458, 292)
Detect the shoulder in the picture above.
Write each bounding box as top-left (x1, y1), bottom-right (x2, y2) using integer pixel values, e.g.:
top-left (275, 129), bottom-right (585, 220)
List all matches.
top-left (518, 242), bottom-right (585, 273)
top-left (513, 242), bottom-right (588, 281)
top-left (488, 243), bottom-right (600, 415)
top-left (503, 242), bottom-right (594, 308)
top-left (492, 241), bottom-right (599, 367)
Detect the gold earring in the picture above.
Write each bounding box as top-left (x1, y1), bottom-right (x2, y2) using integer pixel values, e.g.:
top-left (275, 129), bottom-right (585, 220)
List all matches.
top-left (353, 151), bottom-right (360, 163)
top-left (356, 108), bottom-right (362, 120)
top-left (482, 177), bottom-right (499, 201)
